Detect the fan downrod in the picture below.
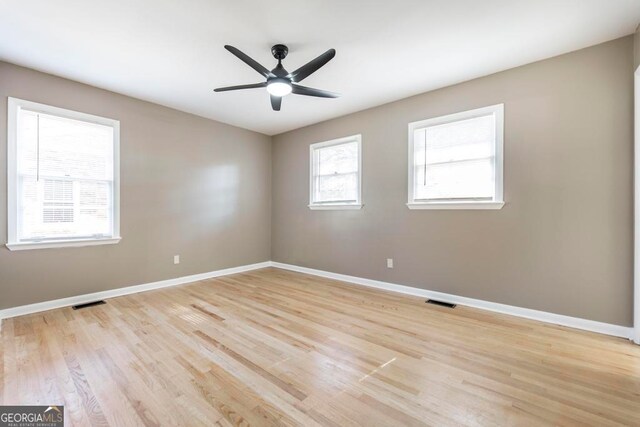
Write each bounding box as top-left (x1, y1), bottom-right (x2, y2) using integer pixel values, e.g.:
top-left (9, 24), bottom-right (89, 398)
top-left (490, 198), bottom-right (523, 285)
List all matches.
top-left (271, 44), bottom-right (289, 61)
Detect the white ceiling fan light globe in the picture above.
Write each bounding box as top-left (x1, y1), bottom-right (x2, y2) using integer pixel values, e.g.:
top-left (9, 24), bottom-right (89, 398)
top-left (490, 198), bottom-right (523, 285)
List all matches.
top-left (267, 80), bottom-right (292, 97)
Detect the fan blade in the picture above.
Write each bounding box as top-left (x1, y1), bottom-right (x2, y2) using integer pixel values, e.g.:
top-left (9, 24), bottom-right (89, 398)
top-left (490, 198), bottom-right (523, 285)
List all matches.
top-left (214, 82), bottom-right (267, 92)
top-left (224, 45), bottom-right (271, 78)
top-left (292, 84), bottom-right (339, 98)
top-left (270, 95), bottom-right (282, 111)
top-left (289, 49), bottom-right (336, 82)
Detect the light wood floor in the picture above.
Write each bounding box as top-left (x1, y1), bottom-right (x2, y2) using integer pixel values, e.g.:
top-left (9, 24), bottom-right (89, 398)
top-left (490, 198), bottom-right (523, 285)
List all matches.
top-left (1, 268), bottom-right (639, 426)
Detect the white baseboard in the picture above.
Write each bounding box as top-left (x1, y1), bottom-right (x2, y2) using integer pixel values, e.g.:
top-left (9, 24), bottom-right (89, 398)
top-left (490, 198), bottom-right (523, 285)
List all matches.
top-left (0, 261), bottom-right (271, 322)
top-left (1, 260), bottom-right (634, 341)
top-left (271, 262), bottom-right (635, 340)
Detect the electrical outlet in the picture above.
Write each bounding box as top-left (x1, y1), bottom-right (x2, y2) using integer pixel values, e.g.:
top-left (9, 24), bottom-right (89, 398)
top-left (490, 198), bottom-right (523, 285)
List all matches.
top-left (386, 258), bottom-right (393, 268)
top-left (174, 255), bottom-right (180, 265)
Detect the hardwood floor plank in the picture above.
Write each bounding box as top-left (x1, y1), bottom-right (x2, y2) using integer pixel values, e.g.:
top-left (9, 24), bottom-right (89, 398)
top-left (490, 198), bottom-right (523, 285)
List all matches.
top-left (2, 267), bottom-right (639, 426)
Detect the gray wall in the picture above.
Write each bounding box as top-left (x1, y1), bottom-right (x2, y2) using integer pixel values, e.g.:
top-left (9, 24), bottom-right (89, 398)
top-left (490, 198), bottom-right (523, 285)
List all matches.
top-left (271, 36), bottom-right (634, 326)
top-left (0, 61), bottom-right (271, 309)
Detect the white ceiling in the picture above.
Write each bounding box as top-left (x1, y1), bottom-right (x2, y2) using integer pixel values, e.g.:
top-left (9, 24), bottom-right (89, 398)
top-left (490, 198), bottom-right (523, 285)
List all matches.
top-left (1, 1), bottom-right (639, 135)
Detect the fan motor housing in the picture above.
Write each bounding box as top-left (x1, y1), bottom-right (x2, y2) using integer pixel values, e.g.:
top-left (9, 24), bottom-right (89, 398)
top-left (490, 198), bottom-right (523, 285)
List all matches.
top-left (271, 44), bottom-right (289, 60)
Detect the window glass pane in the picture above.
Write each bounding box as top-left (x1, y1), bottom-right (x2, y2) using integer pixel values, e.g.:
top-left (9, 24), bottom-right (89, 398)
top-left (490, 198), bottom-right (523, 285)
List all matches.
top-left (38, 113), bottom-right (114, 180)
top-left (414, 113), bottom-right (496, 200)
top-left (415, 158), bottom-right (494, 200)
top-left (316, 141), bottom-right (358, 176)
top-left (16, 108), bottom-right (114, 241)
top-left (17, 111), bottom-right (39, 176)
top-left (19, 178), bottom-right (113, 240)
top-left (315, 173), bottom-right (358, 203)
top-left (312, 140), bottom-right (359, 203)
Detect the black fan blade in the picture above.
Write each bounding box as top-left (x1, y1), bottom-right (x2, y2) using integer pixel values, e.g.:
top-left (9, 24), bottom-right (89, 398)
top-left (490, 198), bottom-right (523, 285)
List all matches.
top-left (292, 84), bottom-right (339, 98)
top-left (289, 49), bottom-right (336, 82)
top-left (270, 95), bottom-right (282, 111)
top-left (214, 82), bottom-right (267, 92)
top-left (224, 45), bottom-right (271, 78)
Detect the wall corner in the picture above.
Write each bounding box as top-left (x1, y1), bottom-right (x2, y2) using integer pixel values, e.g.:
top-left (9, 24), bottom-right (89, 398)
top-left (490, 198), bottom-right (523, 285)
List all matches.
top-left (635, 23), bottom-right (640, 71)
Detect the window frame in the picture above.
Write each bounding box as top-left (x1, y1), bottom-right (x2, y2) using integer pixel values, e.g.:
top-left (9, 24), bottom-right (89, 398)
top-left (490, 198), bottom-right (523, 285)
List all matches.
top-left (407, 104), bottom-right (505, 210)
top-left (6, 97), bottom-right (121, 250)
top-left (308, 134), bottom-right (363, 210)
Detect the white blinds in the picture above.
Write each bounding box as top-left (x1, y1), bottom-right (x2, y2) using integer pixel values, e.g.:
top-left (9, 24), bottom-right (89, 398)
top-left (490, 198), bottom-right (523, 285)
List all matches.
top-left (413, 114), bottom-right (496, 201)
top-left (17, 109), bottom-right (115, 241)
top-left (311, 140), bottom-right (359, 204)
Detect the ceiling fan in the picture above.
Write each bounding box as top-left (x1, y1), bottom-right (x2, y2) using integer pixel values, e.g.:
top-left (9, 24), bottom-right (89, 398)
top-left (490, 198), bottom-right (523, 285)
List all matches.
top-left (214, 44), bottom-right (339, 111)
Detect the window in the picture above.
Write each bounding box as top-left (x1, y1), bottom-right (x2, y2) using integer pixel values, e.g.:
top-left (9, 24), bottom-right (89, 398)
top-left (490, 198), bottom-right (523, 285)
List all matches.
top-left (408, 104), bottom-right (504, 209)
top-left (7, 98), bottom-right (120, 250)
top-left (309, 135), bottom-right (362, 210)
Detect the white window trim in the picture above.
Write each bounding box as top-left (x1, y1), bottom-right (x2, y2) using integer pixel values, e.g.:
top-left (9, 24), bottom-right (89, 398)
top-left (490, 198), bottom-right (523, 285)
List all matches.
top-left (309, 134), bottom-right (363, 210)
top-left (407, 104), bottom-right (505, 210)
top-left (6, 97), bottom-right (121, 251)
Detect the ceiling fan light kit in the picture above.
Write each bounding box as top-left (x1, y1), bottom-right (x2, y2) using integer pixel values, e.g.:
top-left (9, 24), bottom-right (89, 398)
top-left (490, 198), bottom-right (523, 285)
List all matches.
top-left (266, 79), bottom-right (292, 97)
top-left (214, 44), bottom-right (339, 111)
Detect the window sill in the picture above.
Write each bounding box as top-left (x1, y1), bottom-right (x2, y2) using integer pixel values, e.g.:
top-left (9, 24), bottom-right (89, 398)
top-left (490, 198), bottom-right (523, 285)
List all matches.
top-left (308, 204), bottom-right (363, 210)
top-left (407, 201), bottom-right (505, 210)
top-left (6, 237), bottom-right (122, 251)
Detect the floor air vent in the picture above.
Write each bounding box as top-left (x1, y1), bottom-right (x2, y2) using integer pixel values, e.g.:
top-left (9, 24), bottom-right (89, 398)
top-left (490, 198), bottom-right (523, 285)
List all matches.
top-left (426, 299), bottom-right (456, 308)
top-left (72, 300), bottom-right (106, 310)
